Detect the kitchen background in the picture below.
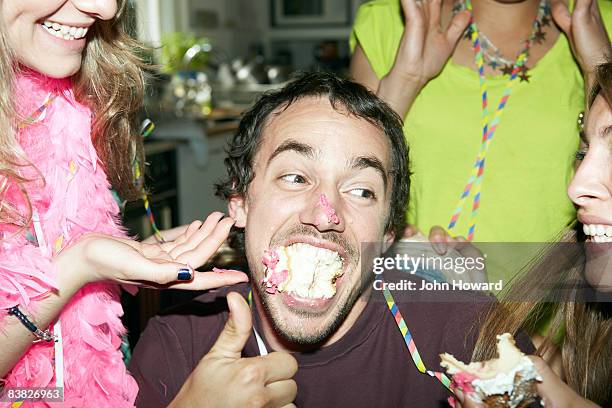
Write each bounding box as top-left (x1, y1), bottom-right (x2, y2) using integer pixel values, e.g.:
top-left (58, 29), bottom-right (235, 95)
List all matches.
top-left (122, 0), bottom-right (366, 348)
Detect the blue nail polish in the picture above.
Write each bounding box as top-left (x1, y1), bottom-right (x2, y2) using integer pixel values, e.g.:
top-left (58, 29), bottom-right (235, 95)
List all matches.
top-left (177, 268), bottom-right (192, 281)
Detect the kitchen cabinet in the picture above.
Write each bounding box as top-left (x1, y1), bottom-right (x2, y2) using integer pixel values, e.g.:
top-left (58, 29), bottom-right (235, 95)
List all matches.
top-left (150, 115), bottom-right (239, 224)
top-left (175, 122), bottom-right (236, 224)
top-left (123, 140), bottom-right (179, 238)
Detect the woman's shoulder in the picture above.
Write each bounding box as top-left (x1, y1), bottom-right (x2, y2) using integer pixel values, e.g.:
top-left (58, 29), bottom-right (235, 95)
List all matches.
top-left (353, 0), bottom-right (401, 31)
top-left (356, 0), bottom-right (400, 13)
top-left (351, 0), bottom-right (404, 77)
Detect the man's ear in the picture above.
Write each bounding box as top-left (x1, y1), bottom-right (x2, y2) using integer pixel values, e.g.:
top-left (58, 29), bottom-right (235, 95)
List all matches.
top-left (228, 195), bottom-right (248, 228)
top-left (382, 231), bottom-right (395, 253)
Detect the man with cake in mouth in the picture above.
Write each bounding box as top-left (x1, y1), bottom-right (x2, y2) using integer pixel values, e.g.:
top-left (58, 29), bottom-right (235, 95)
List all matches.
top-left (129, 72), bottom-right (533, 408)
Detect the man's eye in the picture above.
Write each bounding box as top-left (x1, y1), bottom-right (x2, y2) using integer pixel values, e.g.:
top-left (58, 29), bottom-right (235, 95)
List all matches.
top-left (349, 188), bottom-right (376, 199)
top-left (280, 174), bottom-right (306, 184)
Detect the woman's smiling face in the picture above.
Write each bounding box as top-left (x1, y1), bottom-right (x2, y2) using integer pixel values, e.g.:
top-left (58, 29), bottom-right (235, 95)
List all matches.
top-left (1, 0), bottom-right (118, 78)
top-left (568, 94), bottom-right (612, 290)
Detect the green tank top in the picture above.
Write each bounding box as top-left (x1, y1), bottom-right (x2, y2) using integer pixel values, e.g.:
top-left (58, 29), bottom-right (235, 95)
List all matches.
top-left (351, 0), bottom-right (612, 283)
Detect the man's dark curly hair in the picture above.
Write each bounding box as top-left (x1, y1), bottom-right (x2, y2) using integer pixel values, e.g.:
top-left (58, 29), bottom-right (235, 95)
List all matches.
top-left (215, 71), bottom-right (409, 249)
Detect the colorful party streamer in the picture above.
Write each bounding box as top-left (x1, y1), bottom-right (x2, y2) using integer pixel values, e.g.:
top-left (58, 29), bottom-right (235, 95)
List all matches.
top-left (17, 94), bottom-right (57, 129)
top-left (132, 119), bottom-right (165, 243)
top-left (447, 0), bottom-right (543, 240)
top-left (381, 277), bottom-right (453, 391)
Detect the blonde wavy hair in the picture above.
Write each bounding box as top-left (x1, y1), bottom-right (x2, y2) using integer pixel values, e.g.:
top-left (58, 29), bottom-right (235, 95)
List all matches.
top-left (0, 0), bottom-right (147, 228)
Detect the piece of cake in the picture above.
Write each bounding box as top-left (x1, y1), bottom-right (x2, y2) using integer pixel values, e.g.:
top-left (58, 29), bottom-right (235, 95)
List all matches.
top-left (261, 244), bottom-right (344, 299)
top-left (440, 333), bottom-right (542, 408)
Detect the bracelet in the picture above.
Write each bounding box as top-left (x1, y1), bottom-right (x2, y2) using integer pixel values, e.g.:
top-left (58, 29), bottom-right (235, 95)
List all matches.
top-left (7, 306), bottom-right (57, 342)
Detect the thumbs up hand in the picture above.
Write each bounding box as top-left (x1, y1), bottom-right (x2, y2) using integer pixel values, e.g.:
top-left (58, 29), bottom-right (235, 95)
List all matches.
top-left (169, 292), bottom-right (298, 408)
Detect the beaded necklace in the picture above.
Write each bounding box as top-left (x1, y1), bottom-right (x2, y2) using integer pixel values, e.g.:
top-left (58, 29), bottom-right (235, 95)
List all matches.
top-left (447, 0), bottom-right (544, 240)
top-left (452, 0), bottom-right (551, 80)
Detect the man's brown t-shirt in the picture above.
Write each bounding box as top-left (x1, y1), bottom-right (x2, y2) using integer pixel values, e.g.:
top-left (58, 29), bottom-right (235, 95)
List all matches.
top-left (129, 272), bottom-right (534, 407)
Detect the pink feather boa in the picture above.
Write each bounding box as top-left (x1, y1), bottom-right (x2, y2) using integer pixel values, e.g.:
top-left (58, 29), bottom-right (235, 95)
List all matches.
top-left (0, 71), bottom-right (138, 407)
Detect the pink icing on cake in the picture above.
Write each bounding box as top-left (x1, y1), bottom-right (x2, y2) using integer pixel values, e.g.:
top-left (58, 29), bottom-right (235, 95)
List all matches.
top-left (262, 249), bottom-right (280, 269)
top-left (212, 267), bottom-right (243, 274)
top-left (263, 269), bottom-right (289, 294)
top-left (261, 248), bottom-right (286, 294)
top-left (452, 371), bottom-right (477, 394)
top-left (447, 371), bottom-right (478, 407)
top-left (319, 194), bottom-right (340, 224)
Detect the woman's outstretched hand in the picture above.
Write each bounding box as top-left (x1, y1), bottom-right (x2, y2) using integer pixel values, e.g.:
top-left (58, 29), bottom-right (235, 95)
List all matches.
top-left (375, 0), bottom-right (471, 117)
top-left (54, 211), bottom-right (249, 290)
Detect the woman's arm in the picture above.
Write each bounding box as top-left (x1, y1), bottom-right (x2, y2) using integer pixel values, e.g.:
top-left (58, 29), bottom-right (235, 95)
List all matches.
top-left (349, 44), bottom-right (381, 92)
top-left (350, 43), bottom-right (425, 119)
top-left (0, 253), bottom-right (84, 377)
top-left (350, 0), bottom-right (470, 119)
top-left (0, 213), bottom-right (248, 377)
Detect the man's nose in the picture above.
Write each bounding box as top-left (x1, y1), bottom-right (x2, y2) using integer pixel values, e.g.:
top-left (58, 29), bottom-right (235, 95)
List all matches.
top-left (299, 192), bottom-right (345, 233)
top-left (71, 0), bottom-right (118, 20)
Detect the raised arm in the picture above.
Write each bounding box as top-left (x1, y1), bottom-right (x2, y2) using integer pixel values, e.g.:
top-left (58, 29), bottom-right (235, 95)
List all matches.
top-left (350, 0), bottom-right (470, 119)
top-left (551, 0), bottom-right (612, 97)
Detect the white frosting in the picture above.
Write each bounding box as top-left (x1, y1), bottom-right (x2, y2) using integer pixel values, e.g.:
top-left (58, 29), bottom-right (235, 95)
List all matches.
top-left (441, 333), bottom-right (543, 408)
top-left (269, 243), bottom-right (343, 299)
top-left (473, 356), bottom-right (541, 397)
top-left (441, 334), bottom-right (528, 379)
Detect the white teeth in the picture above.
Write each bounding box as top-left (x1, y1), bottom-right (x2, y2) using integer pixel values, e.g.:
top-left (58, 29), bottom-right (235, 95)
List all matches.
top-left (583, 224), bottom-right (612, 238)
top-left (593, 235), bottom-right (612, 243)
top-left (41, 21), bottom-right (88, 40)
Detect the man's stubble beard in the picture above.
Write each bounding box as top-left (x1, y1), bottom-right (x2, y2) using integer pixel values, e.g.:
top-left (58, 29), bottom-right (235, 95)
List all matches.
top-left (246, 223), bottom-right (373, 345)
top-left (253, 268), bottom-right (375, 346)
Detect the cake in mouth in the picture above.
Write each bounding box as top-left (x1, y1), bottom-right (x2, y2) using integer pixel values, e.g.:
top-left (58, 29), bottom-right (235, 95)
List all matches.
top-left (261, 243), bottom-right (344, 300)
